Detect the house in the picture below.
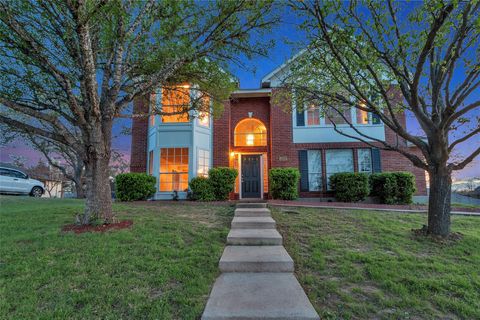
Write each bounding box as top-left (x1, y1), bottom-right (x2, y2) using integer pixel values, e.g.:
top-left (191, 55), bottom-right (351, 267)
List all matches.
top-left (27, 161), bottom-right (67, 198)
top-left (130, 60), bottom-right (427, 200)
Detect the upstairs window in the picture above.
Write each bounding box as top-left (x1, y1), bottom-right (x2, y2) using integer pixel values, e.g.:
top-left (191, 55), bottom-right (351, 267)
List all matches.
top-left (234, 118), bottom-right (267, 146)
top-left (307, 105), bottom-right (320, 126)
top-left (324, 108), bottom-right (352, 125)
top-left (161, 85), bottom-right (190, 123)
top-left (198, 95), bottom-right (210, 127)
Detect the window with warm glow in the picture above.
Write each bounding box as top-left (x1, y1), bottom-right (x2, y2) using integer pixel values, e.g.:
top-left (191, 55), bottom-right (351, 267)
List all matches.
top-left (159, 148), bottom-right (189, 192)
top-left (356, 109), bottom-right (369, 124)
top-left (161, 85), bottom-right (190, 123)
top-left (198, 95), bottom-right (210, 127)
top-left (234, 119), bottom-right (267, 146)
top-left (307, 105), bottom-right (320, 126)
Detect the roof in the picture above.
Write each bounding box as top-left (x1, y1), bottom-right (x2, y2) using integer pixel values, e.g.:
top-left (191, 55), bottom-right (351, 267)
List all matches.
top-left (231, 88), bottom-right (272, 98)
top-left (260, 49), bottom-right (307, 88)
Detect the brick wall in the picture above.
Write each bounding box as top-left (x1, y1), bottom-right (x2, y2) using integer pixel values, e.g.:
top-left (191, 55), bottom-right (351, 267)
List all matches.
top-left (129, 96), bottom-right (149, 173)
top-left (212, 101), bottom-right (231, 167)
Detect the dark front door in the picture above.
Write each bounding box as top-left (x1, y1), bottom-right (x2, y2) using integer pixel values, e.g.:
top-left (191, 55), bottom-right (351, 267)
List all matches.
top-left (241, 155), bottom-right (261, 198)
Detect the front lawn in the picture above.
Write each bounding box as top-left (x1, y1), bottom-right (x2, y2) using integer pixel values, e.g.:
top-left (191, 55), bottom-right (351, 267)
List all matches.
top-left (0, 196), bottom-right (233, 319)
top-left (271, 206), bottom-right (480, 319)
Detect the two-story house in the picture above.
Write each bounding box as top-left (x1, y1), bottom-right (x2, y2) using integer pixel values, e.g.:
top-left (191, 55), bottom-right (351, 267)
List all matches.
top-left (130, 59), bottom-right (427, 200)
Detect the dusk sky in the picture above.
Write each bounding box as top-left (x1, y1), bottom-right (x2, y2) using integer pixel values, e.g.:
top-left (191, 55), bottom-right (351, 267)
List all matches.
top-left (1, 8), bottom-right (478, 179)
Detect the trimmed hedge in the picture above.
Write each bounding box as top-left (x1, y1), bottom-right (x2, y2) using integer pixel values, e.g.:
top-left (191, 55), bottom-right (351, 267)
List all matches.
top-left (269, 168), bottom-right (300, 200)
top-left (115, 173), bottom-right (156, 201)
top-left (329, 172), bottom-right (370, 202)
top-left (370, 172), bottom-right (416, 204)
top-left (189, 176), bottom-right (215, 201)
top-left (208, 167), bottom-right (238, 201)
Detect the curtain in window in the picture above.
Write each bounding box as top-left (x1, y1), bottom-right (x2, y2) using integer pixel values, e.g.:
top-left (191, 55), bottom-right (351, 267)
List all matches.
top-left (307, 150), bottom-right (322, 191)
top-left (325, 149), bottom-right (354, 189)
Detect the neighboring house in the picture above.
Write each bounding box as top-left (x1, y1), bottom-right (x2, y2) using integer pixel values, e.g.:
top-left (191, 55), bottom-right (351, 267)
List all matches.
top-left (130, 59), bottom-right (427, 200)
top-left (27, 161), bottom-right (66, 198)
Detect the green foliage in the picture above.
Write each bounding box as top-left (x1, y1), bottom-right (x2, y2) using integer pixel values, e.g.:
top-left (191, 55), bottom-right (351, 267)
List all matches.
top-left (370, 172), bottom-right (416, 204)
top-left (269, 168), bottom-right (300, 200)
top-left (189, 176), bottom-right (216, 201)
top-left (208, 167), bottom-right (238, 201)
top-left (115, 173), bottom-right (156, 201)
top-left (329, 172), bottom-right (370, 202)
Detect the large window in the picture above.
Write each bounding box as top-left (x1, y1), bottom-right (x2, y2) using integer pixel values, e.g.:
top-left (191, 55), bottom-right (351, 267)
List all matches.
top-left (325, 149), bottom-right (354, 189)
top-left (357, 149), bottom-right (372, 174)
top-left (324, 108), bottom-right (352, 125)
top-left (198, 95), bottom-right (210, 127)
top-left (307, 150), bottom-right (322, 191)
top-left (159, 148), bottom-right (189, 192)
top-left (234, 118), bottom-right (267, 146)
top-left (197, 149), bottom-right (210, 177)
top-left (161, 85), bottom-right (190, 123)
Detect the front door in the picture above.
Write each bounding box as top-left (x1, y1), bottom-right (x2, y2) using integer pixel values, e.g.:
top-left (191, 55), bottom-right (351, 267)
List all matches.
top-left (241, 155), bottom-right (261, 198)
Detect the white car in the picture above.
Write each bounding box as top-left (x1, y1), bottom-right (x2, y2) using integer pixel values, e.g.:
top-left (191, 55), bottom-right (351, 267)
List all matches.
top-left (0, 166), bottom-right (45, 197)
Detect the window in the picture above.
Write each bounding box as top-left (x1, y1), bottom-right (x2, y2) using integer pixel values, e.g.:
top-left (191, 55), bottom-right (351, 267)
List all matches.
top-left (159, 148), bottom-right (189, 192)
top-left (307, 105), bottom-right (320, 126)
top-left (307, 150), bottom-right (322, 191)
top-left (161, 85), bottom-right (190, 123)
top-left (149, 94), bottom-right (156, 127)
top-left (356, 109), bottom-right (369, 124)
top-left (357, 149), bottom-right (372, 174)
top-left (234, 118), bottom-right (267, 146)
top-left (325, 149), bottom-right (354, 189)
top-left (197, 149), bottom-right (210, 177)
top-left (148, 150), bottom-right (154, 175)
top-left (324, 108), bottom-right (352, 125)
top-left (198, 95), bottom-right (210, 127)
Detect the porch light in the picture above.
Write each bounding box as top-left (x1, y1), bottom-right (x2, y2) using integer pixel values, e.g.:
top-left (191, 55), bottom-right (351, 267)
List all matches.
top-left (246, 134), bottom-right (254, 146)
top-left (230, 151), bottom-right (235, 158)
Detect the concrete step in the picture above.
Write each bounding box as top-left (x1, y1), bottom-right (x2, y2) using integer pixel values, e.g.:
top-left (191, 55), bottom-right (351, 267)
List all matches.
top-left (231, 216), bottom-right (276, 229)
top-left (236, 203), bottom-right (267, 209)
top-left (202, 273), bottom-right (320, 320)
top-left (227, 229), bottom-right (282, 245)
top-left (219, 246), bottom-right (294, 272)
top-left (235, 208), bottom-right (271, 217)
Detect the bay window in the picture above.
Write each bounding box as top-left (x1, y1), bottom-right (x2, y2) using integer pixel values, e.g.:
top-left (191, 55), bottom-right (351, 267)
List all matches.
top-left (159, 148), bottom-right (189, 192)
top-left (161, 85), bottom-right (190, 123)
top-left (197, 149), bottom-right (210, 177)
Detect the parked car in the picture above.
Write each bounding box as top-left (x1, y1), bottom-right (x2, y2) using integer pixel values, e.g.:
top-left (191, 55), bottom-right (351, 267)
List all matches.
top-left (0, 166), bottom-right (45, 197)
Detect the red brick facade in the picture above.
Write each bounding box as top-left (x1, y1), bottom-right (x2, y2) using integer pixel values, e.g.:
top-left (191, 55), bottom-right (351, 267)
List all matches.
top-left (130, 96), bottom-right (149, 173)
top-left (212, 89), bottom-right (427, 197)
top-left (132, 88), bottom-right (427, 197)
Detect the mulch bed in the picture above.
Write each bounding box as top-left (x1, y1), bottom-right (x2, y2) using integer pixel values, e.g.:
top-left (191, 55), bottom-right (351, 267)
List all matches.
top-left (62, 220), bottom-right (133, 234)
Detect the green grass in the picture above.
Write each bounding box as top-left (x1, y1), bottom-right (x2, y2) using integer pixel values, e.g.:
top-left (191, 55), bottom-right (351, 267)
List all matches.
top-left (271, 206), bottom-right (480, 320)
top-left (0, 196), bottom-right (234, 319)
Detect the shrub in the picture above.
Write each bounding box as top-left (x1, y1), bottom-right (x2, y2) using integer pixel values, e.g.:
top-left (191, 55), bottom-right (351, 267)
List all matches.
top-left (189, 176), bottom-right (215, 201)
top-left (269, 168), bottom-right (300, 200)
top-left (115, 173), bottom-right (156, 201)
top-left (329, 172), bottom-right (370, 202)
top-left (392, 172), bottom-right (416, 204)
top-left (370, 172), bottom-right (416, 204)
top-left (208, 167), bottom-right (238, 200)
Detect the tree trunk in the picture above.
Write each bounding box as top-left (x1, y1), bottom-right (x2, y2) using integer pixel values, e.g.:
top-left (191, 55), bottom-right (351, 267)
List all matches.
top-left (82, 157), bottom-right (113, 224)
top-left (75, 180), bottom-right (85, 199)
top-left (427, 166), bottom-right (452, 237)
top-left (79, 118), bottom-right (114, 225)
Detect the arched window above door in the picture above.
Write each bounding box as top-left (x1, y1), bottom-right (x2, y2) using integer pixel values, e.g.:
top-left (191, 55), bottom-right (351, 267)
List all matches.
top-left (234, 118), bottom-right (267, 146)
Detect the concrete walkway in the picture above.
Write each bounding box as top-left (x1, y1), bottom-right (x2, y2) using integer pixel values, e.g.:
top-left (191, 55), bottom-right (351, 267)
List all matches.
top-left (202, 203), bottom-right (319, 320)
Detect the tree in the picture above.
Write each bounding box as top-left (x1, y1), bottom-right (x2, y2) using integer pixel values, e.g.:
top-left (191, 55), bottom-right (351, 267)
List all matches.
top-left (286, 0), bottom-right (479, 236)
top-left (0, 0), bottom-right (278, 225)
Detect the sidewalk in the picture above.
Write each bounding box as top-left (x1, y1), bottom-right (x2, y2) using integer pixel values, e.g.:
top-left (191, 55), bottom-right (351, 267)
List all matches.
top-left (268, 200), bottom-right (480, 216)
